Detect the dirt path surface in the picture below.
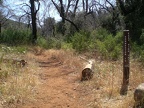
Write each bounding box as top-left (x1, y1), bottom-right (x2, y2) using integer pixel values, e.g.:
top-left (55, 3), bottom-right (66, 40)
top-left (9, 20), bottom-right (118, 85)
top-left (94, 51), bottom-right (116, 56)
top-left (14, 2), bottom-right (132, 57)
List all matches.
top-left (15, 49), bottom-right (136, 108)
top-left (19, 50), bottom-right (88, 108)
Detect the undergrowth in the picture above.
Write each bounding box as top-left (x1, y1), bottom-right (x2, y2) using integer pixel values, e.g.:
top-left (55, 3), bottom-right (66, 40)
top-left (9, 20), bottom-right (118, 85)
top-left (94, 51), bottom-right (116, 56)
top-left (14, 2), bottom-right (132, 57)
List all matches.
top-left (0, 45), bottom-right (38, 107)
top-left (0, 28), bottom-right (31, 45)
top-left (79, 59), bottom-right (144, 108)
top-left (1, 27), bottom-right (144, 62)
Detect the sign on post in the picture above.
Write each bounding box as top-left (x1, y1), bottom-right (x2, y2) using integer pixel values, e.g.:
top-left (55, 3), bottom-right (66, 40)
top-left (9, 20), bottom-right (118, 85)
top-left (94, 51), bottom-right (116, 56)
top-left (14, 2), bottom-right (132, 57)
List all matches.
top-left (120, 30), bottom-right (130, 95)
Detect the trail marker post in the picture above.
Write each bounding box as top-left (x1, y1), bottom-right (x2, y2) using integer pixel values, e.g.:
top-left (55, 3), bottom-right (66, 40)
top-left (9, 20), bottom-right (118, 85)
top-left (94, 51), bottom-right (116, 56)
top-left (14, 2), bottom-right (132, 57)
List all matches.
top-left (120, 30), bottom-right (130, 95)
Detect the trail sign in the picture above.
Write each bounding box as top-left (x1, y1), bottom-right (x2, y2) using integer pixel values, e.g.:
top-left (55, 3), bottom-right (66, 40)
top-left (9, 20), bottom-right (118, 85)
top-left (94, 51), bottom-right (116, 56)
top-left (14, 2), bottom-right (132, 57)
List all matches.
top-left (120, 30), bottom-right (130, 95)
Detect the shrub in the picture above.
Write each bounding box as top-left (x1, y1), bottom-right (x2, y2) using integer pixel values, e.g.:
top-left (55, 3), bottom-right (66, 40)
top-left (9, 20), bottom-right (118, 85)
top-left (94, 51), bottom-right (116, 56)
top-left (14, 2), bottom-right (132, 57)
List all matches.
top-left (95, 31), bottom-right (123, 60)
top-left (95, 40), bottom-right (108, 58)
top-left (61, 42), bottom-right (73, 50)
top-left (70, 29), bottom-right (122, 60)
top-left (37, 36), bottom-right (62, 49)
top-left (91, 28), bottom-right (110, 41)
top-left (71, 31), bottom-right (91, 52)
top-left (0, 28), bottom-right (31, 45)
top-left (37, 37), bottom-right (49, 49)
top-left (131, 42), bottom-right (144, 65)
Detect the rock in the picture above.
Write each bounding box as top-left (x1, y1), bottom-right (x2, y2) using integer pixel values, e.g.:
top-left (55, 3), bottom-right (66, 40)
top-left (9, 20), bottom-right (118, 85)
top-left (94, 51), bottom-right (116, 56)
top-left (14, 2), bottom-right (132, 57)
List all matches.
top-left (134, 83), bottom-right (144, 107)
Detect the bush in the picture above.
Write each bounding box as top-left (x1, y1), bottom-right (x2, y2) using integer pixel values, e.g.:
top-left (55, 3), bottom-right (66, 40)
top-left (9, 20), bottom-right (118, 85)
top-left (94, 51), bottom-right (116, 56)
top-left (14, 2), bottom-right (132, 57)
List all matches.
top-left (37, 37), bottom-right (49, 49)
top-left (37, 36), bottom-right (62, 49)
top-left (71, 31), bottom-right (91, 52)
top-left (91, 28), bottom-right (110, 41)
top-left (131, 42), bottom-right (144, 65)
top-left (61, 42), bottom-right (73, 50)
top-left (70, 29), bottom-right (122, 60)
top-left (95, 31), bottom-right (123, 60)
top-left (0, 28), bottom-right (31, 45)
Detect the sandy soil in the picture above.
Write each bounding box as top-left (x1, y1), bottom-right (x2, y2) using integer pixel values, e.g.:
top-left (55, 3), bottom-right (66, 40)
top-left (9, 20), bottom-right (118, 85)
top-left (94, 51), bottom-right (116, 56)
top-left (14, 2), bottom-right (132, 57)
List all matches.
top-left (14, 49), bottom-right (138, 108)
top-left (18, 50), bottom-right (88, 108)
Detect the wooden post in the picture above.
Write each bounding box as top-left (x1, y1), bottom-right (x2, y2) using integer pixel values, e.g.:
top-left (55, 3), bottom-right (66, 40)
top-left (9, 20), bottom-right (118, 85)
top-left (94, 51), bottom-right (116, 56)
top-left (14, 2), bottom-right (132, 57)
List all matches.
top-left (120, 30), bottom-right (130, 95)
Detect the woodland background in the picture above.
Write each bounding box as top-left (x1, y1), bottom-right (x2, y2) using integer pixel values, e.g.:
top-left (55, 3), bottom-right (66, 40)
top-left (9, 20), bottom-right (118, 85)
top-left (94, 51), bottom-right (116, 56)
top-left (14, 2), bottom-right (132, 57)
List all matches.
top-left (0, 0), bottom-right (144, 61)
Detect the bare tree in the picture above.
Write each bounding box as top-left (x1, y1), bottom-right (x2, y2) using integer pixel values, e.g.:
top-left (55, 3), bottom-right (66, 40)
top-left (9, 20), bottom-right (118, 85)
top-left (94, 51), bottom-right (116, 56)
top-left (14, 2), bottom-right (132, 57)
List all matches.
top-left (19, 0), bottom-right (40, 44)
top-left (0, 0), bottom-right (14, 34)
top-left (42, 17), bottom-right (55, 37)
top-left (87, 0), bottom-right (120, 35)
top-left (30, 0), bottom-right (40, 44)
top-left (51, 0), bottom-right (80, 34)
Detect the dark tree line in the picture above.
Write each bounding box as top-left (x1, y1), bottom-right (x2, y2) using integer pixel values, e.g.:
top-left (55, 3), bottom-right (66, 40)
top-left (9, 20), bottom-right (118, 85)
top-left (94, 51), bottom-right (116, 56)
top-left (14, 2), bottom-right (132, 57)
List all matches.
top-left (117, 0), bottom-right (144, 43)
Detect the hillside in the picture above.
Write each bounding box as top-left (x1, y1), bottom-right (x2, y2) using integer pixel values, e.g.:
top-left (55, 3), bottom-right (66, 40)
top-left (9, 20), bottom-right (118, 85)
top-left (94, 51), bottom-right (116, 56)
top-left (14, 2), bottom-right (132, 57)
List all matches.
top-left (1, 18), bottom-right (28, 30)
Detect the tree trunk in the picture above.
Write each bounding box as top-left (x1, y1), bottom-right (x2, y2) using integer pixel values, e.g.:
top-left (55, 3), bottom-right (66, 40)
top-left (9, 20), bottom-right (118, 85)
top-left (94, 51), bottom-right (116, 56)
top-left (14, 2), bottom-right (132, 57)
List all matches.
top-left (51, 0), bottom-right (79, 34)
top-left (59, 0), bottom-right (66, 35)
top-left (30, 0), bottom-right (37, 44)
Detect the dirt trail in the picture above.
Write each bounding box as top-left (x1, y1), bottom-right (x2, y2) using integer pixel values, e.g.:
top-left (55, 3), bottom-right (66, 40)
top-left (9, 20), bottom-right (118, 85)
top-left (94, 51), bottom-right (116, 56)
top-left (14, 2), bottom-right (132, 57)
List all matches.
top-left (20, 50), bottom-right (87, 108)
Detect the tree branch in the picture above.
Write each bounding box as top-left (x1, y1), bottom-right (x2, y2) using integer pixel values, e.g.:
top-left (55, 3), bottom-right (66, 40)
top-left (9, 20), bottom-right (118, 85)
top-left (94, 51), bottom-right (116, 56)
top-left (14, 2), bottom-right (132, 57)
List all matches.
top-left (35, 1), bottom-right (40, 14)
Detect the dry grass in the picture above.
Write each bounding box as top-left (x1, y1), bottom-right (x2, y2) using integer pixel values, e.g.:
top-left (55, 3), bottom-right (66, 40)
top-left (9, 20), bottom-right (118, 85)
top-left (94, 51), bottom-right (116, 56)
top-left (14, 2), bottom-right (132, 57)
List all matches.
top-left (1, 46), bottom-right (144, 108)
top-left (78, 59), bottom-right (144, 108)
top-left (34, 48), bottom-right (144, 107)
top-left (39, 49), bottom-right (84, 71)
top-left (36, 49), bottom-right (144, 108)
top-left (0, 47), bottom-right (40, 108)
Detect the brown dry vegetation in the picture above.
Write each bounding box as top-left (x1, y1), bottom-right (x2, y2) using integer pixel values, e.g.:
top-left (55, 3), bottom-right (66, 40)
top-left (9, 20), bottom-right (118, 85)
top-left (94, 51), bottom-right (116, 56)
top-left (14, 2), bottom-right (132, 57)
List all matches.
top-left (0, 46), bottom-right (144, 108)
top-left (0, 48), bottom-right (40, 108)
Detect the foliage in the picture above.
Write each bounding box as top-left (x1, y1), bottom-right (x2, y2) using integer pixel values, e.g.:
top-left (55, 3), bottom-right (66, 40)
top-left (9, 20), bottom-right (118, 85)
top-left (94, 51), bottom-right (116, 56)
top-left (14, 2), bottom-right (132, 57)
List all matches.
top-left (61, 42), bottom-right (73, 50)
top-left (95, 31), bottom-right (123, 60)
top-left (90, 28), bottom-right (110, 41)
top-left (117, 0), bottom-right (144, 42)
top-left (71, 31), bottom-right (91, 52)
top-left (131, 42), bottom-right (144, 65)
top-left (71, 29), bottom-right (122, 60)
top-left (0, 28), bottom-right (31, 45)
top-left (37, 36), bottom-right (62, 49)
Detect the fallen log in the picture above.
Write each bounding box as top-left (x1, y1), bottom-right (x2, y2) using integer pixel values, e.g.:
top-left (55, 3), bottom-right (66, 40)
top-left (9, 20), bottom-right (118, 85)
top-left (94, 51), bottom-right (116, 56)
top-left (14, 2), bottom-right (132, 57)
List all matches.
top-left (81, 59), bottom-right (95, 81)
